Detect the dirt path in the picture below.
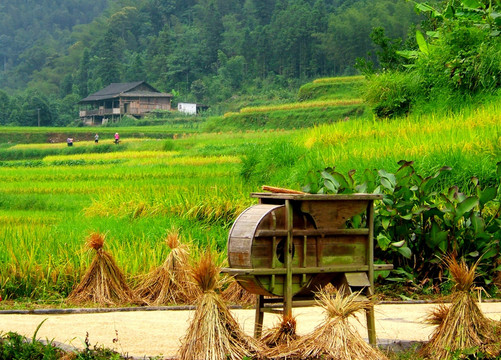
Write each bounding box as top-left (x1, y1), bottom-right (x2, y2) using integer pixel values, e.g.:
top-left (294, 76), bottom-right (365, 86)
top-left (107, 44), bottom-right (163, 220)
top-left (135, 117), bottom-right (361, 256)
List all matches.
top-left (1, 302), bottom-right (500, 359)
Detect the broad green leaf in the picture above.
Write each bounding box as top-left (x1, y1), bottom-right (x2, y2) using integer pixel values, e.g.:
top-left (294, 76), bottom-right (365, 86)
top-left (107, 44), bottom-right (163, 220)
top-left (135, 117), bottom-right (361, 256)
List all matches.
top-left (416, 30), bottom-right (429, 54)
top-left (351, 214), bottom-right (362, 228)
top-left (454, 196), bottom-right (479, 221)
top-left (479, 187), bottom-right (497, 206)
top-left (397, 246), bottom-right (412, 259)
top-left (471, 214), bottom-right (485, 234)
top-left (377, 233), bottom-right (392, 251)
top-left (324, 179), bottom-right (338, 193)
top-left (382, 217), bottom-right (390, 230)
top-left (400, 213), bottom-right (413, 220)
top-left (332, 171), bottom-right (351, 190)
top-left (481, 248), bottom-right (498, 260)
top-left (391, 240), bottom-right (406, 248)
top-left (395, 50), bottom-right (417, 62)
top-left (415, 3), bottom-right (442, 18)
top-left (381, 177), bottom-right (394, 191)
top-left (355, 183), bottom-right (368, 193)
top-left (427, 221), bottom-right (448, 252)
top-left (462, 0), bottom-right (482, 9)
top-left (378, 169), bottom-right (396, 187)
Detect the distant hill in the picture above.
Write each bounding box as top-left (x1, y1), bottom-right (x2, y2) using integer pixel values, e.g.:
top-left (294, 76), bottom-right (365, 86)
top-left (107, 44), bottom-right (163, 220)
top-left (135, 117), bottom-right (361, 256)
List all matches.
top-left (0, 0), bottom-right (109, 79)
top-left (0, 0), bottom-right (422, 126)
top-left (203, 75), bottom-right (367, 131)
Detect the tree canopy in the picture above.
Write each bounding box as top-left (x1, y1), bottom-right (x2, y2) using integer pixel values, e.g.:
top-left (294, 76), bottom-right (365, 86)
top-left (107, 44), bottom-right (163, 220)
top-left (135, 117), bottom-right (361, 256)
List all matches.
top-left (0, 0), bottom-right (423, 126)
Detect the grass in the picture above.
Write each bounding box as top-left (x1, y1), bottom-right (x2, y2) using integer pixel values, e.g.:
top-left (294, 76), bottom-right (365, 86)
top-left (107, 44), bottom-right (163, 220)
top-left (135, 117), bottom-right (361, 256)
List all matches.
top-left (0, 74), bottom-right (500, 304)
top-left (240, 101), bottom-right (501, 191)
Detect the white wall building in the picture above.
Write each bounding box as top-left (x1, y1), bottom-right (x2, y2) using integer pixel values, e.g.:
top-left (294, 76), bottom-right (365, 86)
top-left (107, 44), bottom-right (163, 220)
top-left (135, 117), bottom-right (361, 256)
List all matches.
top-left (177, 102), bottom-right (208, 115)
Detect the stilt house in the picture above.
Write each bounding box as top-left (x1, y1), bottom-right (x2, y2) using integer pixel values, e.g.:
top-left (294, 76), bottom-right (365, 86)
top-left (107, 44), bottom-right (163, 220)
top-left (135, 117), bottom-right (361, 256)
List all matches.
top-left (79, 81), bottom-right (172, 125)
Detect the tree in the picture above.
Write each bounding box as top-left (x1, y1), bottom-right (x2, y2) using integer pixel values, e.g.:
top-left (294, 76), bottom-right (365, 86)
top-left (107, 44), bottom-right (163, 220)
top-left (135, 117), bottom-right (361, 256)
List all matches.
top-left (76, 48), bottom-right (90, 97)
top-left (93, 29), bottom-right (123, 85)
top-left (124, 53), bottom-right (147, 82)
top-left (0, 90), bottom-right (10, 125)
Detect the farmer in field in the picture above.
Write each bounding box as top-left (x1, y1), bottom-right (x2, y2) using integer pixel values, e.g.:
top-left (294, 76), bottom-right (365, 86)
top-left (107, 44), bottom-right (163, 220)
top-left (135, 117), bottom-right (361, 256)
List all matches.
top-left (67, 137), bottom-right (73, 147)
top-left (114, 132), bottom-right (120, 144)
top-left (95, 133), bottom-right (99, 143)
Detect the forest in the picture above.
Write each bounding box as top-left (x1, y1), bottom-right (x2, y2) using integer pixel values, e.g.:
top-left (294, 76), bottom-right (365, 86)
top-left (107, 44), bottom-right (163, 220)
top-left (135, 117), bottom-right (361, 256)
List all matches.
top-left (0, 0), bottom-right (423, 126)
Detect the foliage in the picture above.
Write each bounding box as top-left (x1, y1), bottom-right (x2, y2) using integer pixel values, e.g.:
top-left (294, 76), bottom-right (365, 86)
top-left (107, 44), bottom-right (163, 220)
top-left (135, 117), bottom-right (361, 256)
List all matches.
top-left (0, 0), bottom-right (423, 124)
top-left (302, 161), bottom-right (501, 289)
top-left (364, 71), bottom-right (421, 117)
top-left (0, 328), bottom-right (127, 360)
top-left (365, 0), bottom-right (501, 117)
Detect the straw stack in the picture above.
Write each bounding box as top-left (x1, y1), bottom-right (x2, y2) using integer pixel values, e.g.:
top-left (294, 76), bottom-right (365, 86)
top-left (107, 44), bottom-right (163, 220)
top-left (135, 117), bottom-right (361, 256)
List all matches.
top-left (178, 249), bottom-right (262, 360)
top-left (420, 256), bottom-right (501, 359)
top-left (222, 278), bottom-right (256, 306)
top-left (271, 287), bottom-right (388, 360)
top-left (135, 229), bottom-right (197, 305)
top-left (67, 232), bottom-right (140, 306)
top-left (261, 315), bottom-right (298, 352)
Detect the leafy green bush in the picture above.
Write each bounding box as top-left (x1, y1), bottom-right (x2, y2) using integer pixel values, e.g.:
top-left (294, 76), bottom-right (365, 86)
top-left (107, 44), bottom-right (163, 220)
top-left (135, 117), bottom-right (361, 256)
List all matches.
top-left (303, 161), bottom-right (501, 290)
top-left (365, 0), bottom-right (501, 117)
top-left (364, 71), bottom-right (421, 118)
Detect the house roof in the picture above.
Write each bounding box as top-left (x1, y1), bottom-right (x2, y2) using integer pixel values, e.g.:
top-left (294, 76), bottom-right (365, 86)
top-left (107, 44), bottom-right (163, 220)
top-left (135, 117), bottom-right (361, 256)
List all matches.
top-left (79, 81), bottom-right (172, 103)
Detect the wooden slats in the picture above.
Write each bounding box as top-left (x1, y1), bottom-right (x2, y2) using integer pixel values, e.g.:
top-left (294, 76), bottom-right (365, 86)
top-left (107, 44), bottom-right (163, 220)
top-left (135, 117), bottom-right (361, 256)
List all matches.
top-left (252, 192), bottom-right (383, 201)
top-left (221, 263), bottom-right (393, 274)
top-left (255, 228), bottom-right (369, 237)
top-left (221, 264), bottom-right (371, 275)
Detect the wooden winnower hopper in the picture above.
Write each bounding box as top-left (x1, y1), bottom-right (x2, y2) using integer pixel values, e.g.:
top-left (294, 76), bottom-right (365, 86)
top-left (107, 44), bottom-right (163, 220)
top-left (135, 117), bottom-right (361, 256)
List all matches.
top-left (224, 192), bottom-right (390, 344)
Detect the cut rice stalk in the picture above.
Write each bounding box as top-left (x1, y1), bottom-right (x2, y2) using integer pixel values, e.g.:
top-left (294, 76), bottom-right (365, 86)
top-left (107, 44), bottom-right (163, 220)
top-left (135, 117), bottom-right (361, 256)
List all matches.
top-left (261, 314), bottom-right (298, 351)
top-left (67, 232), bottom-right (140, 306)
top-left (135, 229), bottom-right (197, 305)
top-left (178, 249), bottom-right (262, 360)
top-left (222, 278), bottom-right (256, 306)
top-left (420, 255), bottom-right (501, 360)
top-left (270, 287), bottom-right (388, 360)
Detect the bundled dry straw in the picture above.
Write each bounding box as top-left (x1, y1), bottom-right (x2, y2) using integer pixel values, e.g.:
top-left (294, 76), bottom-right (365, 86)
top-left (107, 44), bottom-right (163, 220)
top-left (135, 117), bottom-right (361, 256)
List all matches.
top-left (135, 229), bottom-right (197, 305)
top-left (420, 256), bottom-right (501, 359)
top-left (178, 249), bottom-right (262, 360)
top-left (271, 287), bottom-right (388, 360)
top-left (222, 278), bottom-right (256, 306)
top-left (67, 232), bottom-right (140, 306)
top-left (261, 315), bottom-right (298, 351)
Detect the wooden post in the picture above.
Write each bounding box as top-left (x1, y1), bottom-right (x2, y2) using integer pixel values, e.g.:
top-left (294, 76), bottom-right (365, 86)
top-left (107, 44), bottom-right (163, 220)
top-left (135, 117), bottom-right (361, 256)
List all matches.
top-left (284, 199), bottom-right (294, 318)
top-left (254, 295), bottom-right (264, 338)
top-left (366, 200), bottom-right (376, 345)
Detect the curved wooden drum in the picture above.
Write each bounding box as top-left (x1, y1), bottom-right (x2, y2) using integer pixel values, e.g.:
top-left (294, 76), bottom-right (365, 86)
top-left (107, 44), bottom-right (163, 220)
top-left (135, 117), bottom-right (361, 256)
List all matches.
top-left (228, 204), bottom-right (332, 296)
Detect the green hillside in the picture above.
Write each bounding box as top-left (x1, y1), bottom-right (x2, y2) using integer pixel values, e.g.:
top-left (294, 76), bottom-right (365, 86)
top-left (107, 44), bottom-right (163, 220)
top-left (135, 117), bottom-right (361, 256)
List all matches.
top-left (203, 75), bottom-right (368, 131)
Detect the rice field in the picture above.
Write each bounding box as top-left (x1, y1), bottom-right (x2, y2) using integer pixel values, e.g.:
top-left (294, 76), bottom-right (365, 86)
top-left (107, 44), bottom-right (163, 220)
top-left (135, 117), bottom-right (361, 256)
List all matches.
top-left (1, 95), bottom-right (500, 304)
top-left (0, 132), bottom-right (288, 303)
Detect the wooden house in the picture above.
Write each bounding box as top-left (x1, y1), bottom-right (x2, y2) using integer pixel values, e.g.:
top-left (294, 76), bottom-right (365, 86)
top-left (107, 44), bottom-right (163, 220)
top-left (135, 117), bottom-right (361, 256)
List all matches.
top-left (78, 81), bottom-right (172, 125)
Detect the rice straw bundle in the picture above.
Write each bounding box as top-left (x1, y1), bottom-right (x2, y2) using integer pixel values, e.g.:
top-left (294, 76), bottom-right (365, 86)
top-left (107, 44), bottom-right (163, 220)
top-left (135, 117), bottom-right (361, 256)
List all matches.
top-left (272, 287), bottom-right (388, 360)
top-left (222, 278), bottom-right (256, 306)
top-left (261, 315), bottom-right (298, 351)
top-left (135, 230), bottom-right (197, 305)
top-left (67, 232), bottom-right (140, 306)
top-left (178, 249), bottom-right (262, 360)
top-left (420, 256), bottom-right (501, 359)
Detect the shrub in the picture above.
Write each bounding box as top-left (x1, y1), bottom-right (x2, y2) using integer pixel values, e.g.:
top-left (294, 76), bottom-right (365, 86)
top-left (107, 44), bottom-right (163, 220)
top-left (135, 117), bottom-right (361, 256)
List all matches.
top-left (364, 71), bottom-right (421, 118)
